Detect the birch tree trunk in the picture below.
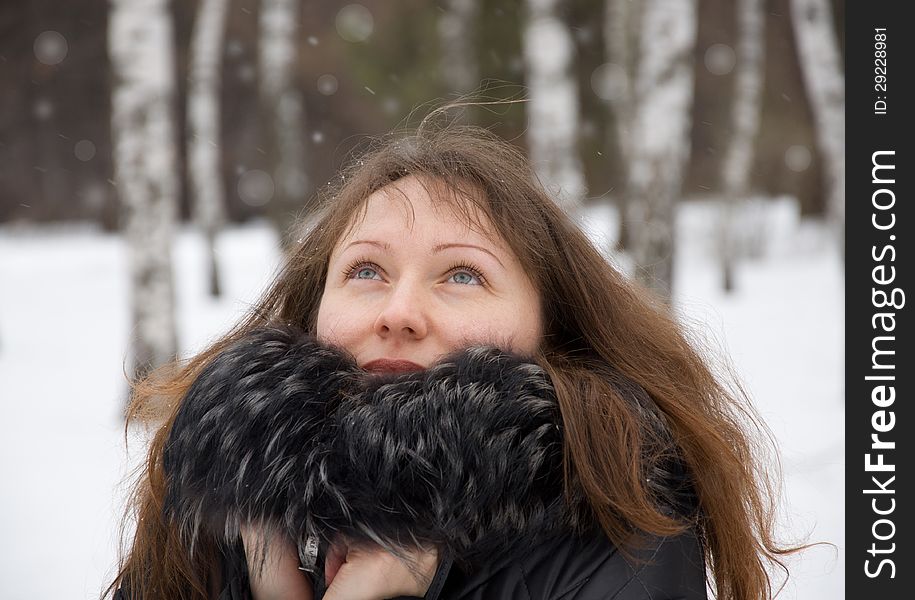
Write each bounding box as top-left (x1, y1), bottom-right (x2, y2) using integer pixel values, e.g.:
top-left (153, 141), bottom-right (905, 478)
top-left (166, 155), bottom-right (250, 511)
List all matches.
top-left (259, 0), bottom-right (308, 245)
top-left (790, 0), bottom-right (845, 259)
top-left (522, 0), bottom-right (587, 212)
top-left (720, 0), bottom-right (765, 292)
top-left (109, 0), bottom-right (180, 381)
top-left (439, 0), bottom-right (480, 99)
top-left (625, 0), bottom-right (698, 302)
top-left (602, 0), bottom-right (641, 251)
top-left (188, 0), bottom-right (230, 297)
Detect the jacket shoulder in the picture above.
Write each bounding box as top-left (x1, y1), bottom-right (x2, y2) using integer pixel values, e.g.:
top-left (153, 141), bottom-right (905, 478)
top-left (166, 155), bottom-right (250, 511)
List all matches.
top-left (439, 528), bottom-right (708, 600)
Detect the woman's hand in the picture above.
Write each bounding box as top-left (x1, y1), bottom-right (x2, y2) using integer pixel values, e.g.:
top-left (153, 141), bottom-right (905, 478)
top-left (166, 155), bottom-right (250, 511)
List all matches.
top-left (242, 527), bottom-right (439, 600)
top-left (242, 526), bottom-right (314, 600)
top-left (323, 535), bottom-right (440, 600)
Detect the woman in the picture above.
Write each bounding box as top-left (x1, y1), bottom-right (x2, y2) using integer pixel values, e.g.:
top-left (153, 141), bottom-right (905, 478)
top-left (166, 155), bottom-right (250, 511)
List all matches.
top-left (107, 122), bottom-right (792, 600)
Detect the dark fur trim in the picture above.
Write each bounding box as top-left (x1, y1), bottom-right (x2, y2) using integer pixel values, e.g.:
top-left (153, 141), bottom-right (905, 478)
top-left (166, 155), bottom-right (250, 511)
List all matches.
top-left (163, 325), bottom-right (582, 571)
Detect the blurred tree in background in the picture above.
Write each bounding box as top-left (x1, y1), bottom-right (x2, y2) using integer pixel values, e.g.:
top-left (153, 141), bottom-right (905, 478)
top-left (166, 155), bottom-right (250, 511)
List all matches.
top-left (0, 0), bottom-right (844, 375)
top-left (1, 0), bottom-right (843, 229)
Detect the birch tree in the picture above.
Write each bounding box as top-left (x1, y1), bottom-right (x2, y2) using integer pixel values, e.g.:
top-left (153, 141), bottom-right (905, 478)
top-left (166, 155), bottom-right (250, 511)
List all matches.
top-left (601, 0), bottom-right (640, 250)
top-left (188, 0), bottom-right (230, 297)
top-left (439, 0), bottom-right (480, 99)
top-left (522, 0), bottom-right (587, 212)
top-left (625, 0), bottom-right (698, 302)
top-left (720, 0), bottom-right (765, 292)
top-left (109, 0), bottom-right (179, 381)
top-left (259, 0), bottom-right (308, 243)
top-left (790, 0), bottom-right (844, 259)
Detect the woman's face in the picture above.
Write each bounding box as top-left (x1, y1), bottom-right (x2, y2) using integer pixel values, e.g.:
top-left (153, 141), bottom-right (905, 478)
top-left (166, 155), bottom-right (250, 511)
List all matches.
top-left (316, 175), bottom-right (542, 373)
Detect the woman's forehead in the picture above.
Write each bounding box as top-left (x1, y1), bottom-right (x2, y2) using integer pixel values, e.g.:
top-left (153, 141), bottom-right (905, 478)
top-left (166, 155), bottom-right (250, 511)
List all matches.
top-left (340, 175), bottom-right (503, 245)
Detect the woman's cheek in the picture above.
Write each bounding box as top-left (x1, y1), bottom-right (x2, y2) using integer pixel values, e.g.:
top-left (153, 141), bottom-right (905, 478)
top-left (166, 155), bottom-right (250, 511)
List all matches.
top-left (446, 314), bottom-right (501, 349)
top-left (315, 299), bottom-right (351, 345)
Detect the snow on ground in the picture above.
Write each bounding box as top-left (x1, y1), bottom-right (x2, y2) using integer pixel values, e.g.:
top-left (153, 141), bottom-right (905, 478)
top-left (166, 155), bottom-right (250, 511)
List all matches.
top-left (0, 201), bottom-right (843, 599)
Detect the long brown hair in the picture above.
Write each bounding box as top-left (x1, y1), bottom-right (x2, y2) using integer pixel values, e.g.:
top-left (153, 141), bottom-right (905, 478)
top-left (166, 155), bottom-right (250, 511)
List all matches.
top-left (106, 121), bottom-right (796, 599)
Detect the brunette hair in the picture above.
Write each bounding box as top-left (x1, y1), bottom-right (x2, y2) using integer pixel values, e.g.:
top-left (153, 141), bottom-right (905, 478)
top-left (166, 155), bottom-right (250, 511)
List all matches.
top-left (106, 119), bottom-right (796, 599)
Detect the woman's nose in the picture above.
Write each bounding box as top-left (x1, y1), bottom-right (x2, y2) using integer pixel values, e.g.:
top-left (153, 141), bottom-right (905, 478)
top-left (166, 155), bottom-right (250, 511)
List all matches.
top-left (373, 282), bottom-right (429, 340)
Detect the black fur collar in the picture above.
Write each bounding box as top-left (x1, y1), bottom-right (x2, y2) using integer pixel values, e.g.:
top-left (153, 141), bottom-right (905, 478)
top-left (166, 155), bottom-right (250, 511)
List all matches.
top-left (163, 325), bottom-right (594, 573)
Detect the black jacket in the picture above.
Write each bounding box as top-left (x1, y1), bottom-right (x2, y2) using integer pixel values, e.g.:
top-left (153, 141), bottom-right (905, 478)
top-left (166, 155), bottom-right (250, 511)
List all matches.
top-left (159, 325), bottom-right (707, 600)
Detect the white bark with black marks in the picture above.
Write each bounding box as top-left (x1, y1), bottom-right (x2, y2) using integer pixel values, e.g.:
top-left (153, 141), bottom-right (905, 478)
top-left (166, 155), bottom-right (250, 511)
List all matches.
top-left (259, 0), bottom-right (308, 239)
top-left (790, 0), bottom-right (845, 258)
top-left (603, 0), bottom-right (638, 164)
top-left (523, 0), bottom-right (587, 211)
top-left (602, 0), bottom-right (642, 251)
top-left (625, 0), bottom-right (698, 302)
top-left (188, 0), bottom-right (231, 297)
top-left (109, 0), bottom-right (179, 378)
top-left (720, 0), bottom-right (765, 292)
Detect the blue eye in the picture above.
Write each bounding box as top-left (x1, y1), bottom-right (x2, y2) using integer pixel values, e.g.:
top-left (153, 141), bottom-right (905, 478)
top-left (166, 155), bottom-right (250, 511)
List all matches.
top-left (345, 259), bottom-right (383, 281)
top-left (343, 258), bottom-right (486, 285)
top-left (446, 264), bottom-right (485, 286)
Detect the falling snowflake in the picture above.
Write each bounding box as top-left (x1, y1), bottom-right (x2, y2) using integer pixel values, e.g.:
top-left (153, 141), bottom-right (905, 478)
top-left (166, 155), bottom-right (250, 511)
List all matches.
top-left (237, 170), bottom-right (275, 206)
top-left (74, 140), bottom-right (96, 162)
top-left (317, 74), bottom-right (338, 95)
top-left (226, 40), bottom-right (244, 57)
top-left (34, 98), bottom-right (54, 120)
top-left (784, 145), bottom-right (812, 172)
top-left (704, 43), bottom-right (736, 76)
top-left (590, 63), bottom-right (627, 102)
top-left (237, 64), bottom-right (256, 84)
top-left (34, 31), bottom-right (68, 65)
top-left (381, 97), bottom-right (399, 115)
top-left (336, 4), bottom-right (374, 43)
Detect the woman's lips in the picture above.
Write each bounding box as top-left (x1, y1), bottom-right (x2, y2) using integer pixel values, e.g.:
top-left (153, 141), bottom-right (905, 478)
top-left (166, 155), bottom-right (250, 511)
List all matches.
top-left (361, 358), bottom-right (425, 373)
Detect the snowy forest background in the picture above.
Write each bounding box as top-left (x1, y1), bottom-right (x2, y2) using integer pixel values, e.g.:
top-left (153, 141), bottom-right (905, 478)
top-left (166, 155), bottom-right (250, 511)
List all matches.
top-left (0, 0), bottom-right (844, 598)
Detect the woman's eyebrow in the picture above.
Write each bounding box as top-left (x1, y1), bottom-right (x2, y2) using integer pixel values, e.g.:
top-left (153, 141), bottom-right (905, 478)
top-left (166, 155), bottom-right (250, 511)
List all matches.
top-left (432, 243), bottom-right (505, 268)
top-left (345, 239), bottom-right (390, 251)
top-left (344, 240), bottom-right (505, 269)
